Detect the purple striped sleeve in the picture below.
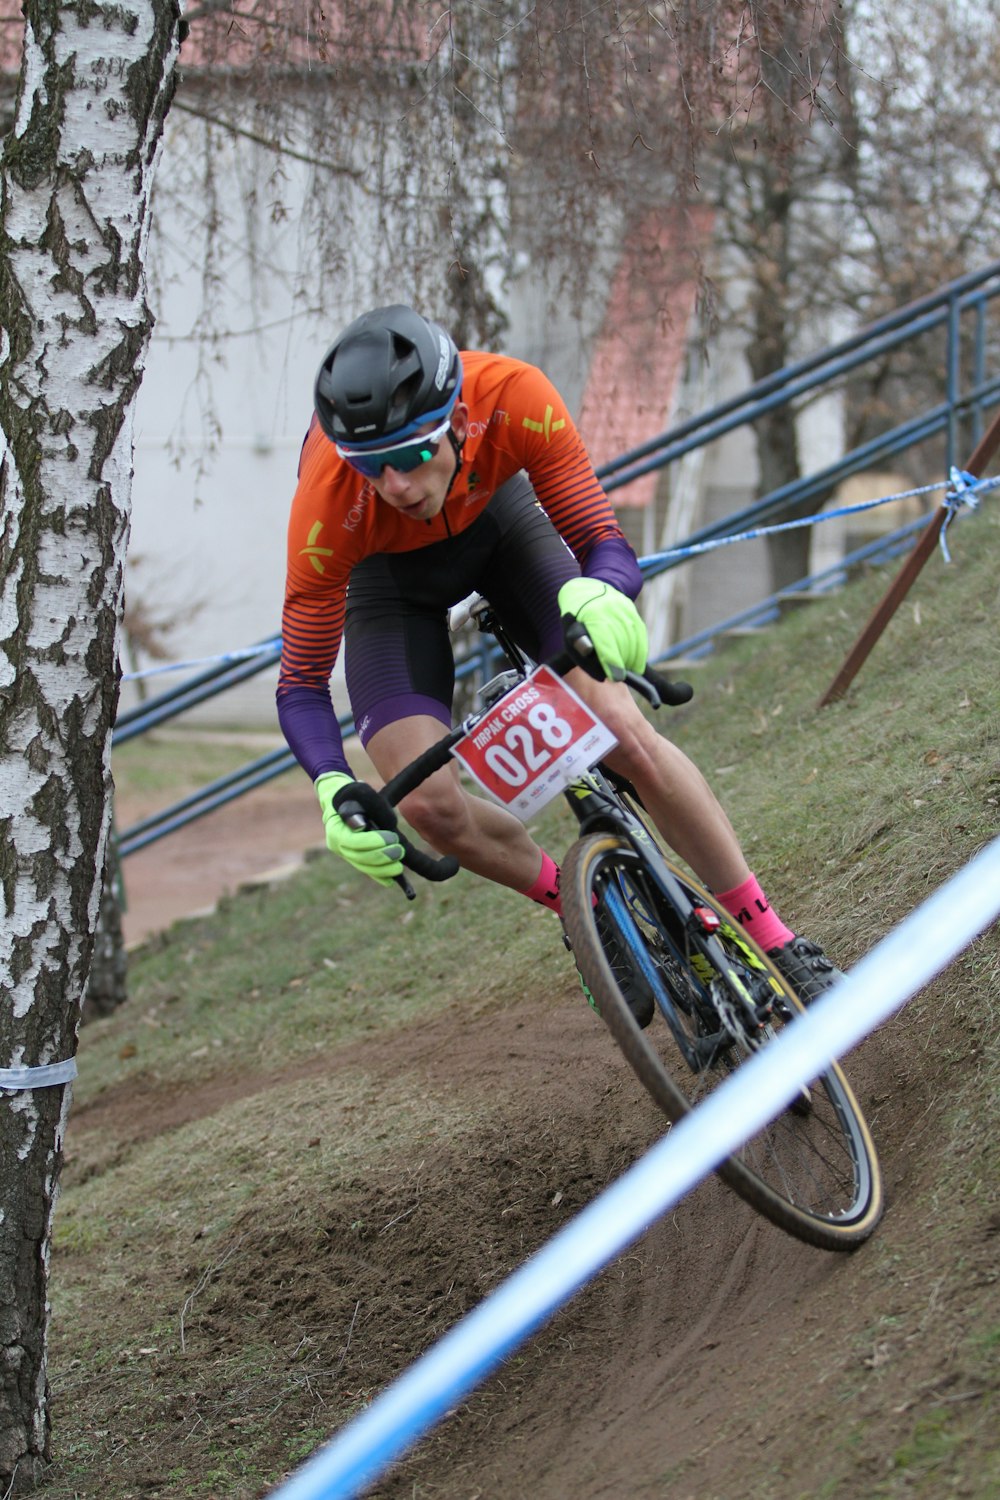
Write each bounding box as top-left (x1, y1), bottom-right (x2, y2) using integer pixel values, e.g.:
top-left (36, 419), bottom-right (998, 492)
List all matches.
top-left (276, 685), bottom-right (352, 781)
top-left (581, 535), bottom-right (643, 600)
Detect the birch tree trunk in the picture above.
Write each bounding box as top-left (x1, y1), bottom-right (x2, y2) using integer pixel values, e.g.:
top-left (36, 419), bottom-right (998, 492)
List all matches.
top-left (0, 0), bottom-right (181, 1485)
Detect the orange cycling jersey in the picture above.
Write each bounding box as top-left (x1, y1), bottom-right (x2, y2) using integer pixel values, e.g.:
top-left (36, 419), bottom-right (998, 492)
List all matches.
top-left (279, 352), bottom-right (630, 699)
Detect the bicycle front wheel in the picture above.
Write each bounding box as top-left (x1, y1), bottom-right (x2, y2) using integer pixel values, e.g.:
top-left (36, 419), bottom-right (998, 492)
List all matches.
top-left (561, 833), bottom-right (883, 1251)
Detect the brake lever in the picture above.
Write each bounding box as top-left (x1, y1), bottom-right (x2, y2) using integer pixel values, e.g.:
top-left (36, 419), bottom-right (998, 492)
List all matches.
top-left (562, 622), bottom-right (692, 707)
top-left (340, 800), bottom-right (416, 900)
top-left (343, 801), bottom-right (460, 899)
top-left (623, 668), bottom-right (661, 708)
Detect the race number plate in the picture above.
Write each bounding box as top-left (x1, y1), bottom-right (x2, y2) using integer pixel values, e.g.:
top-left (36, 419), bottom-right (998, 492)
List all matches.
top-left (450, 664), bottom-right (618, 819)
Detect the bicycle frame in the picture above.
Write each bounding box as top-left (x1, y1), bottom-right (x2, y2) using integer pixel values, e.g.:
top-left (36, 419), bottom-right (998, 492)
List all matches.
top-left (559, 763), bottom-right (776, 1073)
top-left (380, 597), bottom-right (884, 1249)
top-left (467, 602), bottom-right (778, 1075)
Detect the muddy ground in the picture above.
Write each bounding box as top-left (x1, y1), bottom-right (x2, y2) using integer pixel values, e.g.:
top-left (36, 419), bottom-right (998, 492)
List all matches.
top-left (101, 777), bottom-right (998, 1498)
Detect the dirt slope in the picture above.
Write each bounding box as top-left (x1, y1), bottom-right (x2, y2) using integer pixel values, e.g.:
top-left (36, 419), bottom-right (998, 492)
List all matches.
top-left (118, 771), bottom-right (322, 947)
top-left (68, 848), bottom-right (998, 1498)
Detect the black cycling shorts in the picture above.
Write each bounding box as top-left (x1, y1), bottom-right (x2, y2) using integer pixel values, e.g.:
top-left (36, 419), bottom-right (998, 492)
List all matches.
top-left (344, 473), bottom-right (581, 747)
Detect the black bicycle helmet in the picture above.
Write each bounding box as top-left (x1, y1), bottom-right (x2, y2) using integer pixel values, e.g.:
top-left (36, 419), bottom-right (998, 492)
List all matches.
top-left (314, 305), bottom-right (463, 448)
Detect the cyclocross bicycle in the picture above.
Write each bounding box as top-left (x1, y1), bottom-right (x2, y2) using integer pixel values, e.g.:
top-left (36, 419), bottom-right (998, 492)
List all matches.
top-left (343, 598), bottom-right (883, 1251)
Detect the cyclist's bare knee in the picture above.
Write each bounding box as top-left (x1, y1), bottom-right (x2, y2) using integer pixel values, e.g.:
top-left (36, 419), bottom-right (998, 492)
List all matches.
top-left (397, 779), bottom-right (470, 854)
top-left (604, 733), bottom-right (666, 790)
top-left (589, 691), bottom-right (668, 780)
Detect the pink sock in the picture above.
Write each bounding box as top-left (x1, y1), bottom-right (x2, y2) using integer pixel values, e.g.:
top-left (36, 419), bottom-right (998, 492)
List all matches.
top-left (716, 872), bottom-right (794, 952)
top-left (521, 851), bottom-right (562, 914)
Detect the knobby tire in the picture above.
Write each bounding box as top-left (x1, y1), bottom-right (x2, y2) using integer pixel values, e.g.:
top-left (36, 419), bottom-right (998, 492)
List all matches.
top-left (561, 833), bottom-right (883, 1252)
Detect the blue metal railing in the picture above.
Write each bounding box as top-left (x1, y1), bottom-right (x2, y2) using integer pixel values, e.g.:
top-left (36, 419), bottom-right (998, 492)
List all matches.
top-left (115, 261), bottom-right (1000, 857)
top-left (597, 260), bottom-right (1000, 497)
top-left (115, 636), bottom-right (283, 746)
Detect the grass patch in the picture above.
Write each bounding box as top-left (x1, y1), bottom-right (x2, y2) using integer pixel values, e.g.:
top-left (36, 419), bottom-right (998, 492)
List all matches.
top-left (75, 846), bottom-right (568, 1103)
top-left (113, 729), bottom-right (281, 808)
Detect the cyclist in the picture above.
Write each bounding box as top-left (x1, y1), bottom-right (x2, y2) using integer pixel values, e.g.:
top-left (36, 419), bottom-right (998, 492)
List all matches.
top-left (277, 304), bottom-right (842, 1024)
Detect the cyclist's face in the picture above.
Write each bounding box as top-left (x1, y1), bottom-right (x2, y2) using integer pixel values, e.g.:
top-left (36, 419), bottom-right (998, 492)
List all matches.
top-left (369, 405), bottom-right (468, 522)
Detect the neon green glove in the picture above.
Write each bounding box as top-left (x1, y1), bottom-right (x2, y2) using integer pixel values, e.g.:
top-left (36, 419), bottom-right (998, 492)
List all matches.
top-left (557, 578), bottom-right (648, 682)
top-left (315, 772), bottom-right (406, 887)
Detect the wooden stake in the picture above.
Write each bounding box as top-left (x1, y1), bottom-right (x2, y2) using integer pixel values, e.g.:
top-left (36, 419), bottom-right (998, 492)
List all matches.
top-left (818, 409), bottom-right (1000, 707)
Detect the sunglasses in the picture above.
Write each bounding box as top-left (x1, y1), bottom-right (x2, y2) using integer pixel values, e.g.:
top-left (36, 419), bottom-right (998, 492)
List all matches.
top-left (336, 415), bottom-right (452, 479)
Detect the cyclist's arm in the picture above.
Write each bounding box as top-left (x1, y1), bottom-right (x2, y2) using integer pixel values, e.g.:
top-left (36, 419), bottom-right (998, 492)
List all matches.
top-left (504, 363), bottom-right (642, 596)
top-left (277, 584), bottom-right (352, 779)
top-left (277, 431), bottom-right (360, 779)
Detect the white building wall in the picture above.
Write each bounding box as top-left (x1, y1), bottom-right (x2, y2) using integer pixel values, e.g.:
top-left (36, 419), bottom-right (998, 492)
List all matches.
top-left (124, 132), bottom-right (352, 729)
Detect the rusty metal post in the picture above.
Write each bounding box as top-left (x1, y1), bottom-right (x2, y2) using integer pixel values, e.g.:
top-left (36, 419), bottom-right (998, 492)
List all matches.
top-left (818, 408), bottom-right (1000, 706)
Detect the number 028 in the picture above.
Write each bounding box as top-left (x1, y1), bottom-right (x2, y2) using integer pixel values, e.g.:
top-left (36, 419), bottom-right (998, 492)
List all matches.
top-left (482, 702), bottom-right (574, 788)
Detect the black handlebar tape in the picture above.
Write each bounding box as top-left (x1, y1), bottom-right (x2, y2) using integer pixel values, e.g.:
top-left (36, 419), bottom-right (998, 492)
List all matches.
top-left (546, 646), bottom-right (584, 678)
top-left (641, 665), bottom-right (694, 707)
top-left (399, 832), bottom-right (460, 883)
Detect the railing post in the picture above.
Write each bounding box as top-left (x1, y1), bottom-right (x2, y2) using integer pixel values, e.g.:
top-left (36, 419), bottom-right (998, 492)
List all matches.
top-left (818, 407), bottom-right (1000, 707)
top-left (973, 303), bottom-right (987, 450)
top-left (946, 291), bottom-right (961, 473)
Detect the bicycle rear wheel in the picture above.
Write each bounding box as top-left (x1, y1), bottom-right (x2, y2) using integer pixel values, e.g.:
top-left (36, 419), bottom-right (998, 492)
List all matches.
top-left (561, 833), bottom-right (883, 1251)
